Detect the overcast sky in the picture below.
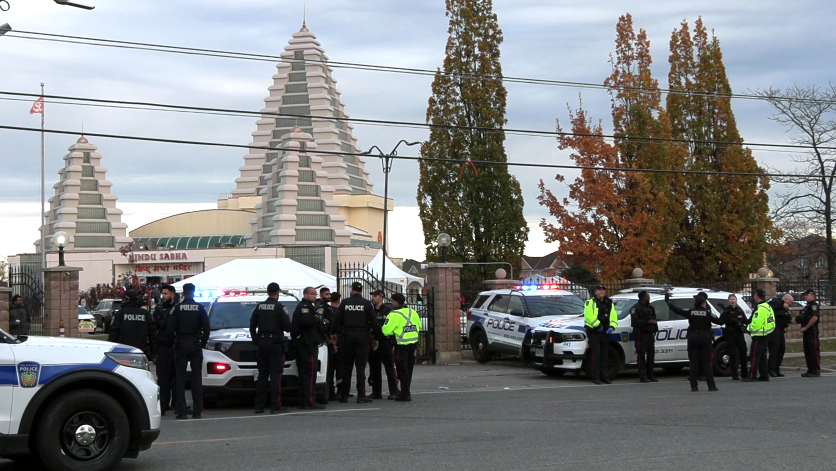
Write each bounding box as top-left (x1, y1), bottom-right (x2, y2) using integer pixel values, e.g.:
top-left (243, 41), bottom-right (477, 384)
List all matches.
top-left (1, 0), bottom-right (834, 261)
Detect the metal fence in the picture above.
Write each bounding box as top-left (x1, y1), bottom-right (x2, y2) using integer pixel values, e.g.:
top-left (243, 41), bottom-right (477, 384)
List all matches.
top-left (8, 266), bottom-right (44, 336)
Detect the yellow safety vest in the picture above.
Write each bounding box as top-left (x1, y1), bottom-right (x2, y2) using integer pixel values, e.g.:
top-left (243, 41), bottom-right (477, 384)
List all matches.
top-left (382, 307), bottom-right (421, 345)
top-left (749, 302), bottom-right (775, 337)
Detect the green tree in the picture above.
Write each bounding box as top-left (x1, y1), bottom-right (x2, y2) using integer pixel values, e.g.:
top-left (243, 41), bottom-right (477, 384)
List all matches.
top-left (666, 18), bottom-right (771, 281)
top-left (418, 0), bottom-right (528, 282)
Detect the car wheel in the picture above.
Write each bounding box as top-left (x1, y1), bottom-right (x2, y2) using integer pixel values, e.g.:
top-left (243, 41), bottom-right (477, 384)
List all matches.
top-left (36, 389), bottom-right (130, 471)
top-left (713, 341), bottom-right (731, 377)
top-left (521, 332), bottom-right (533, 366)
top-left (541, 368), bottom-right (565, 377)
top-left (471, 329), bottom-right (491, 363)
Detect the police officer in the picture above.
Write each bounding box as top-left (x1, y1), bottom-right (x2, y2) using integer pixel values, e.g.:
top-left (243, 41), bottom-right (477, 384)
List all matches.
top-left (798, 289), bottom-right (821, 377)
top-left (666, 291), bottom-right (720, 392)
top-left (108, 290), bottom-right (158, 361)
top-left (382, 293), bottom-right (421, 402)
top-left (292, 286), bottom-right (329, 410)
top-left (165, 283), bottom-right (210, 419)
top-left (250, 282), bottom-right (291, 414)
top-left (369, 290), bottom-right (398, 400)
top-left (767, 294), bottom-right (793, 377)
top-left (152, 284), bottom-right (177, 415)
top-left (316, 287), bottom-right (337, 400)
top-left (717, 294), bottom-right (749, 380)
top-left (630, 290), bottom-right (658, 383)
top-left (333, 282), bottom-right (379, 403)
top-left (746, 289), bottom-right (775, 382)
top-left (328, 292), bottom-right (347, 400)
top-left (583, 284), bottom-right (618, 385)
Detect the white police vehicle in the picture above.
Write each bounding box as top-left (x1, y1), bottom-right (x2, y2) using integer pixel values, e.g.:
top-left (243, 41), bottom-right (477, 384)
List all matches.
top-left (530, 287), bottom-right (753, 378)
top-left (465, 285), bottom-right (585, 363)
top-left (200, 293), bottom-right (330, 407)
top-left (0, 330), bottom-right (160, 471)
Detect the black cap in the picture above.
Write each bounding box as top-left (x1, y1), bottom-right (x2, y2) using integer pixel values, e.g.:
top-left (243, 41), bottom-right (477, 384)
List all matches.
top-left (351, 282), bottom-right (363, 292)
top-left (594, 284), bottom-right (607, 291)
top-left (803, 289), bottom-right (816, 296)
top-left (693, 292), bottom-right (708, 300)
top-left (370, 290), bottom-right (384, 297)
top-left (183, 283), bottom-right (196, 294)
top-left (125, 290), bottom-right (139, 302)
top-left (392, 293), bottom-right (406, 304)
top-left (754, 288), bottom-right (766, 299)
top-left (267, 282), bottom-right (281, 293)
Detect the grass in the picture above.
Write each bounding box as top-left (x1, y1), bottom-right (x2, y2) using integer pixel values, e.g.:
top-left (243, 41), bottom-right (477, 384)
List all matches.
top-left (785, 338), bottom-right (836, 353)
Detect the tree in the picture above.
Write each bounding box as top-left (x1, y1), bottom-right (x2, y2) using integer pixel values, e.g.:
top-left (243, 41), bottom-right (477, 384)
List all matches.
top-left (666, 19), bottom-right (772, 281)
top-left (560, 263), bottom-right (599, 285)
top-left (757, 84), bottom-right (836, 298)
top-left (539, 13), bottom-right (683, 279)
top-left (417, 0), bottom-right (528, 283)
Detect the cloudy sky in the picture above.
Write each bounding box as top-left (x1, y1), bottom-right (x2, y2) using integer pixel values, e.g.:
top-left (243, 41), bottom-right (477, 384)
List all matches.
top-left (1, 0), bottom-right (834, 261)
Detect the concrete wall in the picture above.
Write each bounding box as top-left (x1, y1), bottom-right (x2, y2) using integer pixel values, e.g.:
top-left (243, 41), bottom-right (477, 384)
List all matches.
top-left (785, 306), bottom-right (835, 341)
top-left (334, 194), bottom-right (390, 251)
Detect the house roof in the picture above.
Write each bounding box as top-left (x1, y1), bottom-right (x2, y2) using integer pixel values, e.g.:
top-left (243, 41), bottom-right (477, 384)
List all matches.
top-left (522, 250), bottom-right (561, 271)
top-left (401, 259), bottom-right (426, 275)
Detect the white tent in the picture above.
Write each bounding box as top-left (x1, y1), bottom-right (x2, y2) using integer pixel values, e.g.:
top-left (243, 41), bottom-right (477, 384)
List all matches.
top-left (171, 258), bottom-right (336, 295)
top-left (367, 250), bottom-right (424, 289)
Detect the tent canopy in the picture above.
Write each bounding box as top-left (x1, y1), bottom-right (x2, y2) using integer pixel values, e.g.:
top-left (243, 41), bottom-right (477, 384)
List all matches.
top-left (367, 250), bottom-right (424, 289)
top-left (171, 258), bottom-right (336, 293)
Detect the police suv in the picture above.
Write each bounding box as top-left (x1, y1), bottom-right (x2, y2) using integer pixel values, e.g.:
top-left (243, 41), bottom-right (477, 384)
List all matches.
top-left (200, 293), bottom-right (330, 407)
top-left (530, 287), bottom-right (753, 378)
top-left (0, 330), bottom-right (160, 471)
top-left (465, 285), bottom-right (586, 363)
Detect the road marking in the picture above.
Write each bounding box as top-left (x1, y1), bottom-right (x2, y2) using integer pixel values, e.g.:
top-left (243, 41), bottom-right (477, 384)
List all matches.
top-left (155, 436), bottom-right (268, 445)
top-left (171, 407), bottom-right (380, 422)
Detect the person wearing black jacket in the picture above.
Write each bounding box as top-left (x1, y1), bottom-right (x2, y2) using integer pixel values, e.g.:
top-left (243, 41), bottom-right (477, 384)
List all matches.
top-left (332, 282), bottom-right (380, 403)
top-left (8, 295), bottom-right (30, 336)
top-left (767, 294), bottom-right (793, 377)
top-left (108, 290), bottom-right (158, 360)
top-left (716, 294), bottom-right (750, 380)
top-left (369, 290), bottom-right (398, 399)
top-left (798, 289), bottom-right (822, 377)
top-left (316, 288), bottom-right (338, 400)
top-left (166, 283), bottom-right (210, 420)
top-left (152, 284), bottom-right (177, 414)
top-left (250, 282), bottom-right (291, 414)
top-left (666, 292), bottom-right (721, 392)
top-left (630, 291), bottom-right (658, 383)
top-left (292, 287), bottom-right (329, 410)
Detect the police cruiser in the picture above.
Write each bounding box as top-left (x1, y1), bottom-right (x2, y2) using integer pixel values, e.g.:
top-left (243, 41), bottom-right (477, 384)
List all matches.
top-left (530, 287), bottom-right (752, 378)
top-left (465, 285), bottom-right (585, 363)
top-left (0, 329), bottom-right (160, 471)
top-left (200, 293), bottom-right (330, 407)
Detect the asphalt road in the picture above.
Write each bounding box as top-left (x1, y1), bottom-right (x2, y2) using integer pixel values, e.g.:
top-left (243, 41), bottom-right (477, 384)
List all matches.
top-left (3, 358), bottom-right (835, 471)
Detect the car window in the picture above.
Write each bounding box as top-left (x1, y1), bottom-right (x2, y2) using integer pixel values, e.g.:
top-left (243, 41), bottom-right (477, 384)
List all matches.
top-left (472, 295), bottom-right (491, 310)
top-left (78, 306), bottom-right (88, 314)
top-left (508, 296), bottom-right (525, 316)
top-left (613, 299), bottom-right (637, 320)
top-left (668, 298), bottom-right (695, 320)
top-left (523, 294), bottom-right (585, 317)
top-left (650, 300), bottom-right (670, 322)
top-left (488, 295), bottom-right (509, 314)
top-left (112, 301), bottom-right (122, 311)
top-left (208, 299), bottom-right (298, 330)
top-left (707, 298), bottom-right (730, 314)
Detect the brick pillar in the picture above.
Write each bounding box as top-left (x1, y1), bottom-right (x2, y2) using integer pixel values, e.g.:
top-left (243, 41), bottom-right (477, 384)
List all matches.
top-left (755, 277), bottom-right (779, 300)
top-left (0, 287), bottom-right (11, 333)
top-left (43, 267), bottom-right (81, 338)
top-left (427, 263), bottom-right (462, 365)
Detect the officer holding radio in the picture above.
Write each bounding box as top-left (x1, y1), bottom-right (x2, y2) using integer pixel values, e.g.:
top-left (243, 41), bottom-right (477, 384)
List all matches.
top-left (250, 282), bottom-right (291, 414)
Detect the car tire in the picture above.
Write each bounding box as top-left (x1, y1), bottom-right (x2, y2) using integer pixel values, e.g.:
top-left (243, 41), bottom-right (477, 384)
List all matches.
top-left (471, 329), bottom-right (491, 363)
top-left (713, 341), bottom-right (731, 377)
top-left (521, 332), bottom-right (533, 366)
top-left (317, 382), bottom-right (330, 405)
top-left (541, 368), bottom-right (565, 377)
top-left (36, 389), bottom-right (130, 471)
top-left (663, 366), bottom-right (684, 373)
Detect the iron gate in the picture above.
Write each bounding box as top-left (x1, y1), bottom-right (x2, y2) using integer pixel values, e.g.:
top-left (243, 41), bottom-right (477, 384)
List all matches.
top-left (8, 266), bottom-right (44, 336)
top-left (337, 262), bottom-right (435, 364)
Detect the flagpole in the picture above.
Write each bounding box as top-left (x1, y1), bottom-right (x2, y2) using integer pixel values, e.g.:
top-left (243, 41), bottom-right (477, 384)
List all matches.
top-left (40, 82), bottom-right (45, 281)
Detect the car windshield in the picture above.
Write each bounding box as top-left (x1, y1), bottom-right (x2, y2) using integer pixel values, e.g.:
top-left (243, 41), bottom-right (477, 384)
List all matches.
top-left (78, 306), bottom-right (88, 314)
top-left (208, 300), bottom-right (299, 330)
top-left (613, 299), bottom-right (638, 320)
top-left (523, 294), bottom-right (585, 317)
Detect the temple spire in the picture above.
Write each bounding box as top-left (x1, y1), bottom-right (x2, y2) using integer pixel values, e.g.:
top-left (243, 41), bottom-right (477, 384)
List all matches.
top-left (301, 3), bottom-right (308, 32)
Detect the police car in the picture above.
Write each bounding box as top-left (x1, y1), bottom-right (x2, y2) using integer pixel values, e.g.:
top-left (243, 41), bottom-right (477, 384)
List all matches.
top-left (0, 330), bottom-right (160, 471)
top-left (530, 287), bottom-right (753, 378)
top-left (199, 293), bottom-right (330, 407)
top-left (465, 285), bottom-right (586, 363)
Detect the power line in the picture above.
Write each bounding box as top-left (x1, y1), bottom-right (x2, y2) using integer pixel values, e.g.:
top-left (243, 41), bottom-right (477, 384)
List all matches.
top-left (0, 124), bottom-right (817, 180)
top-left (5, 29), bottom-right (832, 106)
top-left (0, 90), bottom-right (831, 153)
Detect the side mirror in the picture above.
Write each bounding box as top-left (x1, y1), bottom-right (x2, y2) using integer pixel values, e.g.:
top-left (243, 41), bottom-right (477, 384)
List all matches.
top-left (510, 308), bottom-right (524, 316)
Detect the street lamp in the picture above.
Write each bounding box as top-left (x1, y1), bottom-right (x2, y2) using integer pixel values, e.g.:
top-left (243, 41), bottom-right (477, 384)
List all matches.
top-left (362, 140), bottom-right (422, 288)
top-left (52, 231), bottom-right (69, 267)
top-left (53, 0), bottom-right (95, 9)
top-left (0, 24), bottom-right (11, 37)
top-left (436, 233), bottom-right (451, 263)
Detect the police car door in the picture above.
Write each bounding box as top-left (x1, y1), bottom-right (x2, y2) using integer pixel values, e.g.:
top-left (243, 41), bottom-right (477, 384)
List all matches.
top-left (506, 295), bottom-right (527, 349)
top-left (484, 295), bottom-right (510, 349)
top-left (0, 342), bottom-right (14, 434)
top-left (649, 300), bottom-right (677, 362)
top-left (668, 298), bottom-right (694, 361)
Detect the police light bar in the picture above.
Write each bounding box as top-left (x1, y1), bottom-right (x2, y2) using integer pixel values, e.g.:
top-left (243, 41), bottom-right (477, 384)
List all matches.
top-left (515, 284), bottom-right (563, 291)
top-left (222, 290), bottom-right (247, 297)
top-left (195, 289), bottom-right (224, 299)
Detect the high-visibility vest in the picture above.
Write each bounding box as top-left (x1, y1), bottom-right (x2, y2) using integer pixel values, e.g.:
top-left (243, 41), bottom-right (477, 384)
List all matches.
top-left (383, 307), bottom-right (421, 345)
top-left (584, 298), bottom-right (618, 331)
top-left (749, 302), bottom-right (776, 337)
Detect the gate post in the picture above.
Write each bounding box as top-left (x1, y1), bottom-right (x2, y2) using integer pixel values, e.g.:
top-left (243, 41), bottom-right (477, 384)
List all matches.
top-left (426, 263), bottom-right (462, 364)
top-left (0, 287), bottom-right (10, 333)
top-left (43, 267), bottom-right (82, 337)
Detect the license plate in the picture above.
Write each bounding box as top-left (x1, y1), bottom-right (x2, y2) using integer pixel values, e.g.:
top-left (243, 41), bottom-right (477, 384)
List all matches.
top-left (533, 346), bottom-right (544, 357)
top-left (253, 370), bottom-right (259, 381)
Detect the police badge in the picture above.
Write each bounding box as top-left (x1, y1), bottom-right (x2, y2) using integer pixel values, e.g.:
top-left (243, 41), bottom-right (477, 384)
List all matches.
top-left (17, 361), bottom-right (40, 388)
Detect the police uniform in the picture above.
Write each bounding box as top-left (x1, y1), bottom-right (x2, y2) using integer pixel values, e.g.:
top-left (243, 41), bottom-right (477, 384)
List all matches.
top-left (798, 296), bottom-right (821, 377)
top-left (108, 292), bottom-right (158, 360)
top-left (152, 299), bottom-right (176, 413)
top-left (382, 302), bottom-right (421, 401)
top-left (667, 293), bottom-right (720, 392)
top-left (250, 296), bottom-right (291, 413)
top-left (767, 297), bottom-right (792, 377)
top-left (165, 292), bottom-right (210, 419)
top-left (333, 286), bottom-right (379, 402)
top-left (718, 304), bottom-right (749, 380)
top-left (316, 299), bottom-right (338, 400)
top-left (292, 298), bottom-right (329, 408)
top-left (369, 301), bottom-right (398, 399)
top-left (747, 297), bottom-right (775, 381)
top-left (630, 300), bottom-right (658, 382)
top-left (583, 293), bottom-right (618, 384)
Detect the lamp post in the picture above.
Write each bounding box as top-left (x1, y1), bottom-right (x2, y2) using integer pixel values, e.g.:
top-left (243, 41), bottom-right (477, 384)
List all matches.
top-left (362, 140), bottom-right (421, 289)
top-left (52, 231), bottom-right (69, 267)
top-left (53, 0), bottom-right (95, 9)
top-left (436, 233), bottom-right (451, 263)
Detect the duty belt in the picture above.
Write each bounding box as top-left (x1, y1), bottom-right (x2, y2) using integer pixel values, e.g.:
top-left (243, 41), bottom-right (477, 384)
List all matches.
top-left (259, 333), bottom-right (279, 338)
